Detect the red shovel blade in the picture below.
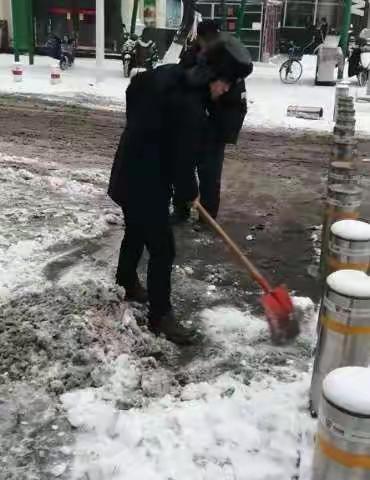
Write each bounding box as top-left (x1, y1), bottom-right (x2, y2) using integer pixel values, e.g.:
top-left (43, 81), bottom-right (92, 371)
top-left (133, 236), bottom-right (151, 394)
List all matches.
top-left (261, 286), bottom-right (299, 344)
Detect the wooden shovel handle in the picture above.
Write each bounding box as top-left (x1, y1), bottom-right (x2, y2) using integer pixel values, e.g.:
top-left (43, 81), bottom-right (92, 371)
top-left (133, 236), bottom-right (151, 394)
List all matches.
top-left (195, 201), bottom-right (271, 293)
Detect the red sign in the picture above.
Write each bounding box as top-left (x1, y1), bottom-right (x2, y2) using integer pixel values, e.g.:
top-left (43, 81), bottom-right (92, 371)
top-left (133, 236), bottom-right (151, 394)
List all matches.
top-left (48, 7), bottom-right (96, 16)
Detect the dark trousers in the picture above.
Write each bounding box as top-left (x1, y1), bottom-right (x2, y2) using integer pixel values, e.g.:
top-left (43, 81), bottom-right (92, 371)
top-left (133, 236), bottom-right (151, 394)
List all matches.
top-left (116, 218), bottom-right (175, 317)
top-left (174, 142), bottom-right (225, 219)
top-left (197, 142), bottom-right (225, 219)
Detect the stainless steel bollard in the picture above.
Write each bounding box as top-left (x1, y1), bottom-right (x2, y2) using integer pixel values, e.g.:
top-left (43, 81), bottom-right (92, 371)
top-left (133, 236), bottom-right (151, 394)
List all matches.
top-left (333, 117), bottom-right (356, 139)
top-left (326, 183), bottom-right (362, 223)
top-left (327, 220), bottom-right (370, 273)
top-left (331, 139), bottom-right (357, 164)
top-left (333, 83), bottom-right (350, 121)
top-left (312, 366), bottom-right (370, 480)
top-left (328, 162), bottom-right (360, 187)
top-left (320, 184), bottom-right (362, 282)
top-left (310, 270), bottom-right (370, 414)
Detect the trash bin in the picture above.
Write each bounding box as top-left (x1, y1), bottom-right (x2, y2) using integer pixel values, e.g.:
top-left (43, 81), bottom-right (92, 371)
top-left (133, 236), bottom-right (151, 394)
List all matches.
top-left (315, 35), bottom-right (344, 86)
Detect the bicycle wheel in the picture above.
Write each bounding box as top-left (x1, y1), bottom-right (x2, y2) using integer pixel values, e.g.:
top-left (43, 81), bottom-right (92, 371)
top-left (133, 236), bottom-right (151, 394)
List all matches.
top-left (279, 59), bottom-right (303, 84)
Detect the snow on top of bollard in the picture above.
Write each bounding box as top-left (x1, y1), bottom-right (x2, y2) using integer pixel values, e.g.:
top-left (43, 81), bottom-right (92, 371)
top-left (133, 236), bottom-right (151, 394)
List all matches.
top-left (323, 367), bottom-right (370, 415)
top-left (327, 270), bottom-right (370, 298)
top-left (331, 220), bottom-right (370, 241)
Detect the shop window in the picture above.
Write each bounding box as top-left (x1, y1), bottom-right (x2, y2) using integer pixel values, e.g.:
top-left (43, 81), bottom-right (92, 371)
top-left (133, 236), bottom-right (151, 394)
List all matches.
top-left (285, 0), bottom-right (316, 27)
top-left (316, 2), bottom-right (342, 33)
top-left (196, 3), bottom-right (213, 18)
top-left (214, 4), bottom-right (238, 18)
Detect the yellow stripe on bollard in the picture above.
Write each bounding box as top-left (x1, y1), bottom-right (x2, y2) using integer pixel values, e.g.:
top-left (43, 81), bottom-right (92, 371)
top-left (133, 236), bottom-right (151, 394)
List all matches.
top-left (327, 257), bottom-right (370, 271)
top-left (321, 314), bottom-right (370, 335)
top-left (318, 434), bottom-right (370, 469)
top-left (325, 209), bottom-right (360, 220)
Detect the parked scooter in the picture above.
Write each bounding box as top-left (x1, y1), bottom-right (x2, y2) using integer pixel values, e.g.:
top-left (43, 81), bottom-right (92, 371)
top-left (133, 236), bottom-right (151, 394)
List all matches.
top-left (122, 28), bottom-right (159, 78)
top-left (45, 33), bottom-right (76, 71)
top-left (59, 35), bottom-right (76, 70)
top-left (122, 34), bottom-right (137, 78)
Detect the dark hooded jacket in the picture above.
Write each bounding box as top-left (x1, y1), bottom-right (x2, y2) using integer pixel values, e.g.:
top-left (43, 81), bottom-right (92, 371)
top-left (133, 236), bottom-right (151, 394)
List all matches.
top-left (180, 41), bottom-right (252, 144)
top-left (108, 65), bottom-right (208, 223)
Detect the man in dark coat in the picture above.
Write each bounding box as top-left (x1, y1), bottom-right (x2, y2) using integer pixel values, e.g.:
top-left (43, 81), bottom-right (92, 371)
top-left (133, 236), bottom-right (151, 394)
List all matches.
top-left (174, 22), bottom-right (253, 222)
top-left (108, 41), bottom-right (251, 344)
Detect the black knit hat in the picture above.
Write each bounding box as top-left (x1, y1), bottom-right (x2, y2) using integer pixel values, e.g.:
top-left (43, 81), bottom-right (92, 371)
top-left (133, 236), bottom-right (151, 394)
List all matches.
top-left (205, 33), bottom-right (253, 83)
top-left (197, 20), bottom-right (220, 39)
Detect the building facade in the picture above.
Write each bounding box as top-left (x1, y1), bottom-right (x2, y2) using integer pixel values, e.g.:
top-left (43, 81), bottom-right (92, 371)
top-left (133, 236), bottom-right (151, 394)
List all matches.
top-left (0, 0), bottom-right (369, 56)
top-left (0, 0), bottom-right (178, 52)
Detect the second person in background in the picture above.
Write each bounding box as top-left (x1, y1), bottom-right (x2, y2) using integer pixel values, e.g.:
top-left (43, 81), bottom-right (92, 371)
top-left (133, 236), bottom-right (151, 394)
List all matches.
top-left (173, 20), bottom-right (253, 223)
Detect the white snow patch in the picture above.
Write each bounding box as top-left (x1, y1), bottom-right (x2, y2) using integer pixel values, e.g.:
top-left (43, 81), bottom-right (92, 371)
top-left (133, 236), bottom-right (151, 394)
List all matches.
top-left (0, 54), bottom-right (128, 110)
top-left (200, 306), bottom-right (266, 342)
top-left (0, 154), bottom-right (111, 295)
top-left (327, 269), bottom-right (370, 298)
top-left (62, 372), bottom-right (313, 480)
top-left (331, 219), bottom-right (370, 241)
top-left (323, 366), bottom-right (370, 415)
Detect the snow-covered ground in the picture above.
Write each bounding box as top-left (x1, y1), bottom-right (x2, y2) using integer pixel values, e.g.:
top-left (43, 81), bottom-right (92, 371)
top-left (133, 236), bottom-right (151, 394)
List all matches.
top-left (1, 53), bottom-right (370, 133)
top-left (0, 149), bottom-right (318, 479)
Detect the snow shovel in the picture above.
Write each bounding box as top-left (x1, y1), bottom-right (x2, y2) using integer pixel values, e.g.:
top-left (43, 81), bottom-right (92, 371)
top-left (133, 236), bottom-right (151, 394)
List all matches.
top-left (195, 201), bottom-right (300, 344)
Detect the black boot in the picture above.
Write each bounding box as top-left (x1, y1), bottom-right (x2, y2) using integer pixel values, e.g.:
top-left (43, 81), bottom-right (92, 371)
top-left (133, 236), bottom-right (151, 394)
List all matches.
top-left (148, 310), bottom-right (198, 345)
top-left (124, 281), bottom-right (148, 304)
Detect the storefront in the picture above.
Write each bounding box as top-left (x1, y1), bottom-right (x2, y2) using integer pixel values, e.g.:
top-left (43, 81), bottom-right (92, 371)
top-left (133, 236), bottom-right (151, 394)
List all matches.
top-left (33, 0), bottom-right (122, 53)
top-left (198, 0), bottom-right (369, 58)
top-left (281, 0), bottom-right (370, 48)
top-left (196, 0), bottom-right (264, 60)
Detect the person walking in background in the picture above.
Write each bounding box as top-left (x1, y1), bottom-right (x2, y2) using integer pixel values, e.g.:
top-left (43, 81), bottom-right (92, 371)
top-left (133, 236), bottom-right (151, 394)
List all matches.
top-left (319, 17), bottom-right (329, 41)
top-left (108, 39), bottom-right (252, 345)
top-left (172, 21), bottom-right (253, 223)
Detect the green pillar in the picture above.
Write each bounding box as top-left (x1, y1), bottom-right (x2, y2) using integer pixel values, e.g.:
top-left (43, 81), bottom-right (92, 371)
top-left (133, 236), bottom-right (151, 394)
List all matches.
top-left (236, 0), bottom-right (247, 39)
top-left (340, 0), bottom-right (352, 55)
top-left (12, 0), bottom-right (34, 64)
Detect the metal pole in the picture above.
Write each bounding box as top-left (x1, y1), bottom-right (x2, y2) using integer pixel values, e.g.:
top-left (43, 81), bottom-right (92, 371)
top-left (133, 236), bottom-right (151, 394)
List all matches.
top-left (220, 0), bottom-right (227, 31)
top-left (130, 0), bottom-right (140, 36)
top-left (312, 367), bottom-right (370, 479)
top-left (27, 0), bottom-right (34, 65)
top-left (310, 270), bottom-right (370, 415)
top-left (11, 0), bottom-right (20, 62)
top-left (96, 0), bottom-right (105, 83)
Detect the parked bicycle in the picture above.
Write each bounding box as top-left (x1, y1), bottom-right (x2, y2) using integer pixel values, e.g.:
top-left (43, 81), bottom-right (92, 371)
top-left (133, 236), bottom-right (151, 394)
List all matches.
top-left (279, 38), bottom-right (316, 84)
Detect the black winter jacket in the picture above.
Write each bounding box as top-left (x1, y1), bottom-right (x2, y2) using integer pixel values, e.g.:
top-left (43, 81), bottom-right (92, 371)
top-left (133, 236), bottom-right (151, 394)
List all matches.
top-left (108, 65), bottom-right (208, 223)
